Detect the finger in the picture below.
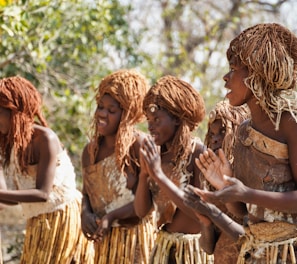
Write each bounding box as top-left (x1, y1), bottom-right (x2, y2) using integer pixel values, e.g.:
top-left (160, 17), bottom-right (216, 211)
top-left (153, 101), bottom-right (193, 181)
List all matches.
top-left (195, 189), bottom-right (214, 202)
top-left (183, 192), bottom-right (200, 202)
top-left (207, 148), bottom-right (218, 161)
top-left (217, 148), bottom-right (229, 164)
top-left (223, 175), bottom-right (238, 186)
top-left (197, 154), bottom-right (209, 170)
top-left (204, 150), bottom-right (214, 164)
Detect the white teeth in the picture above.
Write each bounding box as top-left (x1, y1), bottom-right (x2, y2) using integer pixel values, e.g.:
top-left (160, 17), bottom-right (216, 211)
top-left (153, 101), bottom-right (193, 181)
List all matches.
top-left (98, 119), bottom-right (107, 125)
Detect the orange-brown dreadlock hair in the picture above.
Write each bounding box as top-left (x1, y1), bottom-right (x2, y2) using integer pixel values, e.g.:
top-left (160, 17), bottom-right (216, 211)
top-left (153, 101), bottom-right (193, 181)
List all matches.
top-left (205, 100), bottom-right (250, 163)
top-left (227, 23), bottom-right (297, 130)
top-left (143, 75), bottom-right (205, 166)
top-left (0, 76), bottom-right (48, 172)
top-left (88, 69), bottom-right (149, 172)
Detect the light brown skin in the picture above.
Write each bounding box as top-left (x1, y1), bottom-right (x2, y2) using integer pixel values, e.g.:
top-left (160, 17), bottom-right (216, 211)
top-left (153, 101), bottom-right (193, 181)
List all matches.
top-left (81, 94), bottom-right (142, 241)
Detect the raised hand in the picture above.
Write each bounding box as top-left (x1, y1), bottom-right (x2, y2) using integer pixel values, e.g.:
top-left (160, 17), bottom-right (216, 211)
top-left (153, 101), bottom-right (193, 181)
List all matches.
top-left (195, 176), bottom-right (248, 204)
top-left (195, 148), bottom-right (232, 190)
top-left (140, 138), bottom-right (162, 180)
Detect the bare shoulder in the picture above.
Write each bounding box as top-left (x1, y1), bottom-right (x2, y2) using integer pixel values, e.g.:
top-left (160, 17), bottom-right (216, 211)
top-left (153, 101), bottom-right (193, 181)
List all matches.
top-left (279, 112), bottom-right (297, 142)
top-left (81, 142), bottom-right (92, 168)
top-left (32, 125), bottom-right (61, 153)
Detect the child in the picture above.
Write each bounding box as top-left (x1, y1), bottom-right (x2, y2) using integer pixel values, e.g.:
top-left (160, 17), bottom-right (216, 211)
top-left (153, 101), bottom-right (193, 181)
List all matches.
top-left (81, 69), bottom-right (156, 263)
top-left (200, 100), bottom-right (249, 263)
top-left (0, 76), bottom-right (93, 263)
top-left (134, 75), bottom-right (214, 263)
top-left (185, 23), bottom-right (297, 263)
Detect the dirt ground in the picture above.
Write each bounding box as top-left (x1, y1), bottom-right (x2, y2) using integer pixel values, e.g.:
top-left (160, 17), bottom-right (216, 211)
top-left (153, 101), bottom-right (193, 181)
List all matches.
top-left (0, 205), bottom-right (26, 264)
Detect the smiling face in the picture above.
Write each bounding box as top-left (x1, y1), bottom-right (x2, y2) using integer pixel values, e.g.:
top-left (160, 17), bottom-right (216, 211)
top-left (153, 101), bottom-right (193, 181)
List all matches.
top-left (223, 58), bottom-right (253, 107)
top-left (145, 108), bottom-right (179, 147)
top-left (0, 106), bottom-right (11, 135)
top-left (95, 93), bottom-right (122, 137)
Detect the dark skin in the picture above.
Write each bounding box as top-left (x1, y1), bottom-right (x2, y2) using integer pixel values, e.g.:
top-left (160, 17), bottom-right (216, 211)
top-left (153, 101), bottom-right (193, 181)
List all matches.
top-left (134, 108), bottom-right (216, 254)
top-left (0, 115), bottom-right (62, 206)
top-left (81, 94), bottom-right (142, 241)
top-left (184, 59), bottom-right (297, 241)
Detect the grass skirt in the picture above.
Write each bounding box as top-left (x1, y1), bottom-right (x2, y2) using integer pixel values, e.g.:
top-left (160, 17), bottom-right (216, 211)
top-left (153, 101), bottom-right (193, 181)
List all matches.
top-left (21, 197), bottom-right (94, 264)
top-left (93, 215), bottom-right (156, 264)
top-left (150, 230), bottom-right (214, 264)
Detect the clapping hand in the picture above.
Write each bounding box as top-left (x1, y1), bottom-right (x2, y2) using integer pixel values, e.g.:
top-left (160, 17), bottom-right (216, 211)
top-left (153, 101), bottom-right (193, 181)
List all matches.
top-left (195, 148), bottom-right (232, 190)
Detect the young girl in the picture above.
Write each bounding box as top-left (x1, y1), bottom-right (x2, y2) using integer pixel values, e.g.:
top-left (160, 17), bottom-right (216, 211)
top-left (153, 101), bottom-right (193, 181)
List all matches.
top-left (0, 76), bottom-right (93, 263)
top-left (200, 100), bottom-right (249, 263)
top-left (134, 75), bottom-right (214, 263)
top-left (184, 23), bottom-right (297, 263)
top-left (81, 69), bottom-right (156, 264)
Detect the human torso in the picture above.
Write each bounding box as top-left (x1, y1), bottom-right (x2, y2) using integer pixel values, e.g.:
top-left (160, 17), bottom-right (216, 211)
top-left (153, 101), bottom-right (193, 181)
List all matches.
top-left (149, 138), bottom-right (203, 233)
top-left (234, 121), bottom-right (297, 224)
top-left (83, 153), bottom-right (135, 218)
top-left (4, 149), bottom-right (78, 219)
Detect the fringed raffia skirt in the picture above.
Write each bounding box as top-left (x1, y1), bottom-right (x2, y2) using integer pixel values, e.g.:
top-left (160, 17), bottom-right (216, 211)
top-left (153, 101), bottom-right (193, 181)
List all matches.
top-left (150, 230), bottom-right (214, 264)
top-left (93, 214), bottom-right (156, 264)
top-left (237, 221), bottom-right (297, 264)
top-left (21, 197), bottom-right (94, 264)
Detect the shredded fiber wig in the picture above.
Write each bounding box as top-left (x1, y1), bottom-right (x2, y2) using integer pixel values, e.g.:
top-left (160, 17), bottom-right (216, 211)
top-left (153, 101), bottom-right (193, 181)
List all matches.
top-left (143, 75), bottom-right (205, 166)
top-left (205, 100), bottom-right (250, 163)
top-left (89, 69), bottom-right (149, 172)
top-left (0, 76), bottom-right (47, 172)
top-left (227, 23), bottom-right (297, 130)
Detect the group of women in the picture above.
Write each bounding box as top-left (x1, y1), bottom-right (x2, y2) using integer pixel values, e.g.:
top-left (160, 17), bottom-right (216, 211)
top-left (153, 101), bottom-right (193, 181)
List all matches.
top-left (0, 22), bottom-right (297, 264)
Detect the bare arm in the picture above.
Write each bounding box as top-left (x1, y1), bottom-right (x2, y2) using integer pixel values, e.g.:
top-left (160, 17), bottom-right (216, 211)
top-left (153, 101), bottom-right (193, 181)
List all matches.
top-left (184, 185), bottom-right (244, 241)
top-left (0, 126), bottom-right (60, 203)
top-left (196, 114), bottom-right (297, 214)
top-left (134, 138), bottom-right (153, 218)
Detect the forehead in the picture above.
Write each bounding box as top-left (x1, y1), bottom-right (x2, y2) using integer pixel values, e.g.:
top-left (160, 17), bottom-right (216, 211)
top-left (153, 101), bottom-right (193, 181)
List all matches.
top-left (145, 107), bottom-right (169, 117)
top-left (99, 93), bottom-right (120, 105)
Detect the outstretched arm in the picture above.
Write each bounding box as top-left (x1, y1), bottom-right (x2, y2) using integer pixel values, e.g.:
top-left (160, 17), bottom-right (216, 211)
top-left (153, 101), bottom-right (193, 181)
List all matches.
top-left (184, 185), bottom-right (244, 241)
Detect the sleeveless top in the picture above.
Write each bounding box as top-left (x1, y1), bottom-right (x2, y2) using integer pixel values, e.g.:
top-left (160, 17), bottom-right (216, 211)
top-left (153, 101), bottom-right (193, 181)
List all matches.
top-left (149, 138), bottom-right (199, 227)
top-left (233, 120), bottom-right (297, 224)
top-left (83, 153), bottom-right (134, 221)
top-left (4, 149), bottom-right (79, 219)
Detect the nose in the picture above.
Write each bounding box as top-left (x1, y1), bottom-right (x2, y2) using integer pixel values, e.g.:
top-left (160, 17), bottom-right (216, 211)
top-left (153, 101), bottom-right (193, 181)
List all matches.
top-left (223, 72), bottom-right (229, 82)
top-left (95, 107), bottom-right (107, 118)
top-left (147, 121), bottom-right (154, 133)
top-left (210, 134), bottom-right (221, 144)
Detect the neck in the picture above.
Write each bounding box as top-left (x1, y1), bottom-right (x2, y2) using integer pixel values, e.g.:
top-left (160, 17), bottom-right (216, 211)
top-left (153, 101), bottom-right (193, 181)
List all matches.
top-left (247, 98), bottom-right (273, 130)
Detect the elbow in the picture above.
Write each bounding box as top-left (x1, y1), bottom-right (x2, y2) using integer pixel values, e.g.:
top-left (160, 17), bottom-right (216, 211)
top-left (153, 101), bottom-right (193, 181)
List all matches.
top-left (135, 207), bottom-right (149, 218)
top-left (136, 211), bottom-right (148, 219)
top-left (39, 191), bottom-right (50, 202)
top-left (199, 240), bottom-right (215, 255)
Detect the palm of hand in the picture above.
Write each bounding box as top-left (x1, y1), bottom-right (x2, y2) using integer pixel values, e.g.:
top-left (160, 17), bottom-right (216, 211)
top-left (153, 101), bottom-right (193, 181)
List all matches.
top-left (196, 149), bottom-right (232, 190)
top-left (141, 138), bottom-right (162, 178)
